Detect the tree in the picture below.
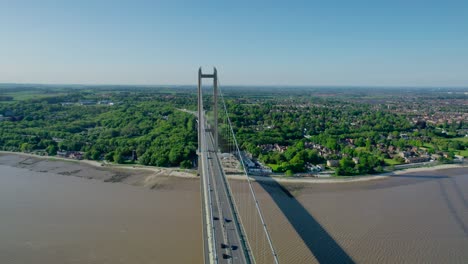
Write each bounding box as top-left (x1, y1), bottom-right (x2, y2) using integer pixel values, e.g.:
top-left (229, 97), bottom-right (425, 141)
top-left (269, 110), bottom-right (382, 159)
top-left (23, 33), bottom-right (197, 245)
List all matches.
top-left (91, 149), bottom-right (102, 160)
top-left (155, 156), bottom-right (169, 166)
top-left (326, 138), bottom-right (338, 150)
top-left (337, 157), bottom-right (356, 175)
top-left (180, 160), bottom-right (192, 169)
top-left (289, 153), bottom-right (305, 172)
top-left (114, 151), bottom-right (125, 164)
top-left (46, 144), bottom-right (58, 155)
top-left (169, 148), bottom-right (181, 165)
top-left (20, 143), bottom-right (33, 152)
top-left (105, 151), bottom-right (114, 162)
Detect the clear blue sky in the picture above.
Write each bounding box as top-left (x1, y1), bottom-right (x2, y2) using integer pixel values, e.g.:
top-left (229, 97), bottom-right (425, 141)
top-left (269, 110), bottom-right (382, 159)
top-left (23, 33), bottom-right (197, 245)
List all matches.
top-left (1, 0), bottom-right (467, 86)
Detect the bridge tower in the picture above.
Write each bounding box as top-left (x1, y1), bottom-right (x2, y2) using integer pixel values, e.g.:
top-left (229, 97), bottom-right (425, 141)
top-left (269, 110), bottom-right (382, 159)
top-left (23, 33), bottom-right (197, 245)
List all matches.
top-left (198, 67), bottom-right (219, 153)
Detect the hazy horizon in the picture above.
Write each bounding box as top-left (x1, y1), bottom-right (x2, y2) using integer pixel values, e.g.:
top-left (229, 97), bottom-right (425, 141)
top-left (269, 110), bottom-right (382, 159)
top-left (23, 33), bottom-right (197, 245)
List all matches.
top-left (1, 82), bottom-right (468, 90)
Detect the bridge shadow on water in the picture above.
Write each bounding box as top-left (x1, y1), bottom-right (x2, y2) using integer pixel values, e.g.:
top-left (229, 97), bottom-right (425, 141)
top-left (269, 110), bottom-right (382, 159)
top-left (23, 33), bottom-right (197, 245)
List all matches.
top-left (256, 176), bottom-right (355, 264)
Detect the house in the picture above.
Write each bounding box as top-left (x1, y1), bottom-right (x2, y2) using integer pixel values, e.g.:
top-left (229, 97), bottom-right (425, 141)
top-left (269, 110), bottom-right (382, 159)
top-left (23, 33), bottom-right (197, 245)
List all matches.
top-left (240, 152), bottom-right (256, 168)
top-left (306, 164), bottom-right (323, 172)
top-left (399, 151), bottom-right (411, 158)
top-left (57, 151), bottom-right (68, 157)
top-left (79, 100), bottom-right (96, 106)
top-left (69, 152), bottom-right (84, 160)
top-left (98, 100), bottom-right (114, 106)
top-left (248, 167), bottom-right (272, 175)
top-left (405, 156), bottom-right (430, 164)
top-left (274, 144), bottom-right (287, 153)
top-left (327, 160), bottom-right (339, 167)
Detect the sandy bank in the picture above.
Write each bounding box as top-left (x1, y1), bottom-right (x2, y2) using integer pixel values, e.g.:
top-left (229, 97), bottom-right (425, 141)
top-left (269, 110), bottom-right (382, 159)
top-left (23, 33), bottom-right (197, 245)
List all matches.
top-left (0, 151), bottom-right (198, 189)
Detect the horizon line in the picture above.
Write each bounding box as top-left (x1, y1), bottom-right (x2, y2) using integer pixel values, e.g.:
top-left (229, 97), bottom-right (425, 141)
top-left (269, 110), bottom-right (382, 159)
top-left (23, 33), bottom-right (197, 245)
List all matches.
top-left (0, 82), bottom-right (468, 90)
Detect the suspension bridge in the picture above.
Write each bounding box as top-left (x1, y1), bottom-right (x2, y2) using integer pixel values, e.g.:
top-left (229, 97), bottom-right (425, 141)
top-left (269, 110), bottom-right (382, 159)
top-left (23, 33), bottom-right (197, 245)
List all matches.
top-left (197, 68), bottom-right (279, 264)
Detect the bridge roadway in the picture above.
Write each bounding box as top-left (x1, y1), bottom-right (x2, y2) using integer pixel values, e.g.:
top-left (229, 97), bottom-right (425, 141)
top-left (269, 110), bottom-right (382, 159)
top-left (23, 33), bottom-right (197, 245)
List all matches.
top-left (200, 116), bottom-right (249, 264)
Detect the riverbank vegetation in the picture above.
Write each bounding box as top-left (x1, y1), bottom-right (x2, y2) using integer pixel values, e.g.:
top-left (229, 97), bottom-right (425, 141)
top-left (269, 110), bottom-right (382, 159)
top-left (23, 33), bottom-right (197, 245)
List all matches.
top-left (0, 85), bottom-right (198, 168)
top-left (1, 85), bottom-right (466, 175)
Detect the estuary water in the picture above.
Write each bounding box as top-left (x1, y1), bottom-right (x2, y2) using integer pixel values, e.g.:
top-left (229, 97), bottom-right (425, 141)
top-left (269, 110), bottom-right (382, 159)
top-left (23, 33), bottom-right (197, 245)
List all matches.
top-left (0, 165), bottom-right (203, 264)
top-left (0, 160), bottom-right (467, 264)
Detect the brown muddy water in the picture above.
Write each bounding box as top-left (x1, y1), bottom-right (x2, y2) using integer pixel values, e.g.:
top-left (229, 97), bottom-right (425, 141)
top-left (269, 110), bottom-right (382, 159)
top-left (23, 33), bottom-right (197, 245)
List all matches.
top-left (246, 167), bottom-right (468, 264)
top-left (0, 154), bottom-right (467, 264)
top-left (0, 165), bottom-right (203, 264)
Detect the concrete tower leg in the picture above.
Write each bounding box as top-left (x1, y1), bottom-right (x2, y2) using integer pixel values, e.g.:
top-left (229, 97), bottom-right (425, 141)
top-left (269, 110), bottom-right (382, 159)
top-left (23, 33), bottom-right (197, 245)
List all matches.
top-left (213, 68), bottom-right (218, 152)
top-left (198, 68), bottom-right (202, 172)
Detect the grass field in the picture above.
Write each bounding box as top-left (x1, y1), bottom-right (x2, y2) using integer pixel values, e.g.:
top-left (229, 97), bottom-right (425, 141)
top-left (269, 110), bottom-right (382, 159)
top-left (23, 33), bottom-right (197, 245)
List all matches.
top-left (384, 158), bottom-right (403, 166)
top-left (422, 143), bottom-right (434, 149)
top-left (1, 90), bottom-right (66, 102)
top-left (455, 149), bottom-right (468, 157)
top-left (450, 137), bottom-right (468, 143)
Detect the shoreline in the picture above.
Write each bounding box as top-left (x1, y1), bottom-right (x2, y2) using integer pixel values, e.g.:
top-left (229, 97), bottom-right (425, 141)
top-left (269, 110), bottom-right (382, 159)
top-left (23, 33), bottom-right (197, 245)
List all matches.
top-left (250, 162), bottom-right (467, 184)
top-left (1, 151), bottom-right (466, 185)
top-left (0, 151), bottom-right (199, 190)
top-left (0, 150), bottom-right (198, 178)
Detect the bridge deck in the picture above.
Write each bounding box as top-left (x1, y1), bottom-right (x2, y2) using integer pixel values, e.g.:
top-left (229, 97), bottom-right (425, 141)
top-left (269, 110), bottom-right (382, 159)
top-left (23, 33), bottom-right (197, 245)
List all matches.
top-left (200, 118), bottom-right (250, 264)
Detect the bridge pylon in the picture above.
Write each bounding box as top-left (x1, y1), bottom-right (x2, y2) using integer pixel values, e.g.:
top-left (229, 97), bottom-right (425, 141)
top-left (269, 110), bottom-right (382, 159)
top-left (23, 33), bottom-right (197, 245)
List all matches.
top-left (198, 67), bottom-right (219, 153)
